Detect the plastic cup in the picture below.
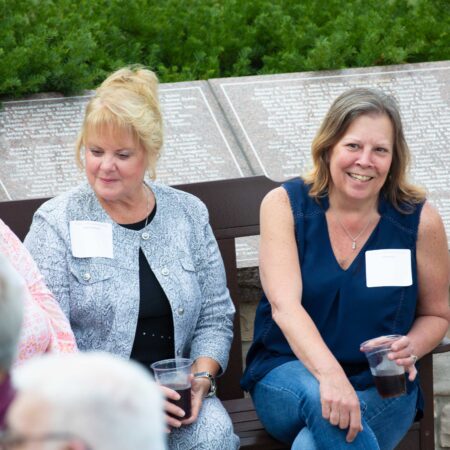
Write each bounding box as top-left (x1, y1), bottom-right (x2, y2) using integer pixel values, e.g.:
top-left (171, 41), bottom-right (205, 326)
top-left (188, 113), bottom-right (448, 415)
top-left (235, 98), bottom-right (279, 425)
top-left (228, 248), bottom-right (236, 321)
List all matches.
top-left (360, 335), bottom-right (406, 399)
top-left (151, 358), bottom-right (193, 419)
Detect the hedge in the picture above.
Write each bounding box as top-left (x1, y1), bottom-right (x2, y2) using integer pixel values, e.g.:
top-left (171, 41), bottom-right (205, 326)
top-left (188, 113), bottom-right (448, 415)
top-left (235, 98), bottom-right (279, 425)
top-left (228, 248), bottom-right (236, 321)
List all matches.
top-left (0, 0), bottom-right (448, 97)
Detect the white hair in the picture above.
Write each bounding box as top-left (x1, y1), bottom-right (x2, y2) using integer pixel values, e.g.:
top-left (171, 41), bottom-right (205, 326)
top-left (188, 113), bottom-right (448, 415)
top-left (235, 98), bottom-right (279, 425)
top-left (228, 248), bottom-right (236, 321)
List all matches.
top-left (13, 352), bottom-right (166, 450)
top-left (0, 253), bottom-right (25, 370)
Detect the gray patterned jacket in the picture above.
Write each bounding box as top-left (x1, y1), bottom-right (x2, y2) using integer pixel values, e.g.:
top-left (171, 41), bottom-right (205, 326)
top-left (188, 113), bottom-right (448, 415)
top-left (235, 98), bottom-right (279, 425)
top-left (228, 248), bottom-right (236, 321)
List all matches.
top-left (24, 181), bottom-right (235, 372)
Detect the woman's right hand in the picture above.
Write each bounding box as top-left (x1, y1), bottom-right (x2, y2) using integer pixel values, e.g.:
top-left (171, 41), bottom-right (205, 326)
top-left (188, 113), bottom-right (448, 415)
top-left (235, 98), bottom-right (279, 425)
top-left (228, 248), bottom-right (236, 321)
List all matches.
top-left (319, 372), bottom-right (363, 443)
top-left (159, 385), bottom-right (187, 432)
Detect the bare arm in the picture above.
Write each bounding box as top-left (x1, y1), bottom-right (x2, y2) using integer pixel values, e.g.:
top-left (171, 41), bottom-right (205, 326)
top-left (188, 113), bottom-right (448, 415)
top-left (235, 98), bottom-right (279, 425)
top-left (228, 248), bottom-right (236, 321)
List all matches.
top-left (391, 202), bottom-right (450, 371)
top-left (260, 187), bottom-right (362, 442)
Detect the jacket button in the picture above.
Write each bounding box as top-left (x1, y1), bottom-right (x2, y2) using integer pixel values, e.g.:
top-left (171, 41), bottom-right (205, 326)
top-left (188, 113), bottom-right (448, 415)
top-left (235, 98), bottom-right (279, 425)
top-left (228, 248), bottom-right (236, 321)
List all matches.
top-left (141, 232), bottom-right (150, 240)
top-left (161, 267), bottom-right (169, 276)
top-left (82, 272), bottom-right (91, 282)
top-left (178, 307), bottom-right (184, 316)
top-left (176, 349), bottom-right (181, 356)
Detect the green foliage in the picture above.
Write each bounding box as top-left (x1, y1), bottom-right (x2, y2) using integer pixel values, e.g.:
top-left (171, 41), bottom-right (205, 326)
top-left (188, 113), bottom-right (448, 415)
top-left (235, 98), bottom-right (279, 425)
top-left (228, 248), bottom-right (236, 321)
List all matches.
top-left (0, 0), bottom-right (448, 97)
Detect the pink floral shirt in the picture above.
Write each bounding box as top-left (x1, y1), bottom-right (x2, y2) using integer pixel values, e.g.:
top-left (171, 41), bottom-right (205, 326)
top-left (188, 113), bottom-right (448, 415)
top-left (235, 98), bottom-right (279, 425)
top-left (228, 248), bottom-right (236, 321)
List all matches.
top-left (0, 220), bottom-right (77, 365)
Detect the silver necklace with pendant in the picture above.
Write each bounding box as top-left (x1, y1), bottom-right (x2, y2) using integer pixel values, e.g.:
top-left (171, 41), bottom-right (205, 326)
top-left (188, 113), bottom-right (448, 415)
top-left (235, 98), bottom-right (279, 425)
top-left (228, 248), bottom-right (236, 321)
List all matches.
top-left (335, 214), bottom-right (373, 251)
top-left (143, 183), bottom-right (151, 228)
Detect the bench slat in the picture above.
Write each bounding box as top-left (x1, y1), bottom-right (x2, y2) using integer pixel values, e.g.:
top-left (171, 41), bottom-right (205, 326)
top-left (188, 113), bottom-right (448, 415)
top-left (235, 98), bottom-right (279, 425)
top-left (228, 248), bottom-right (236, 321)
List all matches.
top-left (233, 420), bottom-right (266, 433)
top-left (222, 397), bottom-right (254, 413)
top-left (229, 411), bottom-right (260, 423)
top-left (239, 433), bottom-right (288, 450)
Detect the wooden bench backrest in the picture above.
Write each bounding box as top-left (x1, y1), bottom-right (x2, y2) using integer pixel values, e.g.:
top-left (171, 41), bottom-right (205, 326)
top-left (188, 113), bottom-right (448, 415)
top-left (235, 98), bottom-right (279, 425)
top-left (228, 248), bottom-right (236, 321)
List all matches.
top-left (0, 176), bottom-right (280, 400)
top-left (175, 176), bottom-right (281, 399)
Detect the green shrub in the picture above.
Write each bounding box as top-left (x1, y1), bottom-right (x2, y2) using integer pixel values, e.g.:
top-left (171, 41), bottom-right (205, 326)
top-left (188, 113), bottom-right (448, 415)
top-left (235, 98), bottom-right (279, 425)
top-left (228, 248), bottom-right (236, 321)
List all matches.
top-left (0, 0), bottom-right (448, 97)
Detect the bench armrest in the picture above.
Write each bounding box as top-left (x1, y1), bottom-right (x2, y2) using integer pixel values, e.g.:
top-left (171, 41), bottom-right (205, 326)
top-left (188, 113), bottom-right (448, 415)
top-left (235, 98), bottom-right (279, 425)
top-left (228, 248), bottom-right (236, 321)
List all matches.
top-left (431, 337), bottom-right (450, 355)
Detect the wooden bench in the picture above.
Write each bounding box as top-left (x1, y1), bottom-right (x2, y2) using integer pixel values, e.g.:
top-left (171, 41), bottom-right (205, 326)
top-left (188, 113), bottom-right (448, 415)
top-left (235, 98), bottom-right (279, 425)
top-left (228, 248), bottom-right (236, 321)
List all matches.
top-left (1, 175), bottom-right (449, 450)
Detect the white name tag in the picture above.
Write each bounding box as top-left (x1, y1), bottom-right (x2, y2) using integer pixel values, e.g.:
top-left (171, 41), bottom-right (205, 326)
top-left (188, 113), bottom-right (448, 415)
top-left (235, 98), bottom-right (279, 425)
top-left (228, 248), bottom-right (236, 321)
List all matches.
top-left (70, 221), bottom-right (114, 259)
top-left (365, 249), bottom-right (412, 287)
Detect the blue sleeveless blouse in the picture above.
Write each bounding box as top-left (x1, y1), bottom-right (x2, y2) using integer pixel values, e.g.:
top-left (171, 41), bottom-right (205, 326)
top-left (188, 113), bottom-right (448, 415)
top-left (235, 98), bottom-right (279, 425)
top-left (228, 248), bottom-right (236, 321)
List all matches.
top-left (241, 178), bottom-right (424, 397)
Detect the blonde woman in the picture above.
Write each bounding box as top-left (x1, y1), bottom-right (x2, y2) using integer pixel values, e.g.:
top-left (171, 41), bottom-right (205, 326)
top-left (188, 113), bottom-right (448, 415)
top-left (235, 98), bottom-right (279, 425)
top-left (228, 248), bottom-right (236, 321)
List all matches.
top-left (25, 66), bottom-right (239, 450)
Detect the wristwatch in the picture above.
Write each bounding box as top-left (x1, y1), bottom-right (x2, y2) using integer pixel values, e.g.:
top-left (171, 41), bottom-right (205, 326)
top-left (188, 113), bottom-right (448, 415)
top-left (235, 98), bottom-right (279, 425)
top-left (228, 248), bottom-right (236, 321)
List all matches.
top-left (194, 371), bottom-right (217, 398)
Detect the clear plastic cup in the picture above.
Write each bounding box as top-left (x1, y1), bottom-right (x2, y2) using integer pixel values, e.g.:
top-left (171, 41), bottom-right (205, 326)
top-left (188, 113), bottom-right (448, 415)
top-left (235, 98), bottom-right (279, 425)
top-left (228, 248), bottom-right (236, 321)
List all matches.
top-left (151, 358), bottom-right (193, 419)
top-left (360, 335), bottom-right (406, 398)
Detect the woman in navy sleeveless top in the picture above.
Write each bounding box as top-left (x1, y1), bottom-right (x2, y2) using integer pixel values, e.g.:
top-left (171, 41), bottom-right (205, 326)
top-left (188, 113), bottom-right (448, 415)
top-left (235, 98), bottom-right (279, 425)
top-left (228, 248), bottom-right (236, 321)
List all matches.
top-left (241, 88), bottom-right (449, 450)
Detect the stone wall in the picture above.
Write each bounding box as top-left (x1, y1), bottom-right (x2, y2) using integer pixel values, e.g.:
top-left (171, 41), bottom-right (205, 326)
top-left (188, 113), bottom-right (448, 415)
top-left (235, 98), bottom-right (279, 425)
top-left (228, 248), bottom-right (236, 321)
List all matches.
top-left (435, 340), bottom-right (450, 449)
top-left (237, 266), bottom-right (261, 368)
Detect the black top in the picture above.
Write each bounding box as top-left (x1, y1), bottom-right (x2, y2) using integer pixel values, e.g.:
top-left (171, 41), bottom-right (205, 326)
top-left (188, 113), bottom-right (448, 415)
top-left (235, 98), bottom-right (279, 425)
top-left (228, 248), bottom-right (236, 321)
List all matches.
top-left (120, 205), bottom-right (175, 370)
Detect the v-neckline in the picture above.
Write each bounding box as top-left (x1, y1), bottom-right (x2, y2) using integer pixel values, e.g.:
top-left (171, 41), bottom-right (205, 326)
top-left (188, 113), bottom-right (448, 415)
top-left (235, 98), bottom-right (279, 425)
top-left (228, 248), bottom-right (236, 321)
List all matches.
top-left (321, 196), bottom-right (384, 272)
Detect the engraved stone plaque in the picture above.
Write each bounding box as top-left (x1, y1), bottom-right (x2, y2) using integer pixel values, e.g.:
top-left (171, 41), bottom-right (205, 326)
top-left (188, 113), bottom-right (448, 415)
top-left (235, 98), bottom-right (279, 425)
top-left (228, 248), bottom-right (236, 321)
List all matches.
top-left (157, 81), bottom-right (250, 185)
top-left (0, 81), bottom-right (250, 201)
top-left (210, 61), bottom-right (450, 245)
top-left (0, 95), bottom-right (85, 201)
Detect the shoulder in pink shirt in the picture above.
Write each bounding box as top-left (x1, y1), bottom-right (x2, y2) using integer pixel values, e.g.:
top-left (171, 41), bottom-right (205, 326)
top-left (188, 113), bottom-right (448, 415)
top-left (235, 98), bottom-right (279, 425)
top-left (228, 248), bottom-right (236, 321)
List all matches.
top-left (0, 220), bottom-right (77, 365)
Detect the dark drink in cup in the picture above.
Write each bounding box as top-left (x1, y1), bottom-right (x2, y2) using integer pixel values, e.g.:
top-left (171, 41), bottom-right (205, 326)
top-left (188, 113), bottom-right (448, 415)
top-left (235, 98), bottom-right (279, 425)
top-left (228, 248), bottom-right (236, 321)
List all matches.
top-left (151, 358), bottom-right (194, 420)
top-left (373, 372), bottom-right (406, 399)
top-left (361, 335), bottom-right (406, 399)
top-left (166, 384), bottom-right (192, 419)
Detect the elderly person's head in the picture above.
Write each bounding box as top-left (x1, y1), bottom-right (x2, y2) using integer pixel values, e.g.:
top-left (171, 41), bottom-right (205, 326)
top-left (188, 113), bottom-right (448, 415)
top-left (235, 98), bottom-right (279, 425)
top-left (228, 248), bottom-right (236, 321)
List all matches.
top-left (0, 254), bottom-right (25, 374)
top-left (5, 352), bottom-right (166, 450)
top-left (75, 66), bottom-right (163, 209)
top-left (305, 87), bottom-right (424, 211)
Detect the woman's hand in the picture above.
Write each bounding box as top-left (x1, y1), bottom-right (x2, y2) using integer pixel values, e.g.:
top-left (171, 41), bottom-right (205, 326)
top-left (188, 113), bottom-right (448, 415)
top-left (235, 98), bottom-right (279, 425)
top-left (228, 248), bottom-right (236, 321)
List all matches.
top-left (159, 375), bottom-right (210, 431)
top-left (388, 335), bottom-right (418, 381)
top-left (319, 372), bottom-right (363, 443)
top-left (159, 385), bottom-right (187, 432)
top-left (181, 376), bottom-right (210, 425)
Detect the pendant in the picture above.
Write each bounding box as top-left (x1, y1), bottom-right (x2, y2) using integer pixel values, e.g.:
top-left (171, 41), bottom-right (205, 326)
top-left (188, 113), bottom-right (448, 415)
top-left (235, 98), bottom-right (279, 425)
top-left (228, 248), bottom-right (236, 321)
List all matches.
top-left (352, 241), bottom-right (356, 250)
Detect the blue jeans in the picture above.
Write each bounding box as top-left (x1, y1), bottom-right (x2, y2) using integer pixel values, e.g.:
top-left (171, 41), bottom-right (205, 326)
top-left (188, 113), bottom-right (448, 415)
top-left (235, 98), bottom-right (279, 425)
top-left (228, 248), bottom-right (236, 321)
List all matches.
top-left (251, 360), bottom-right (418, 450)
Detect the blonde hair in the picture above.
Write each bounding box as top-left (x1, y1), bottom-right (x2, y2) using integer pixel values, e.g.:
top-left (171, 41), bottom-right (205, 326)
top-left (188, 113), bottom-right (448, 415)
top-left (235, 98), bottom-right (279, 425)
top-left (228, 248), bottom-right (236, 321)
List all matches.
top-left (76, 66), bottom-right (163, 179)
top-left (304, 87), bottom-right (425, 212)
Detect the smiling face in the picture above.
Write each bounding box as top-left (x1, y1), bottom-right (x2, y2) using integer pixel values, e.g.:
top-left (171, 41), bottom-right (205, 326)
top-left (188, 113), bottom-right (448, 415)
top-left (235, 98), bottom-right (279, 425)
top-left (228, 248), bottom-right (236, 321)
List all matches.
top-left (84, 125), bottom-right (148, 204)
top-left (328, 113), bottom-right (394, 206)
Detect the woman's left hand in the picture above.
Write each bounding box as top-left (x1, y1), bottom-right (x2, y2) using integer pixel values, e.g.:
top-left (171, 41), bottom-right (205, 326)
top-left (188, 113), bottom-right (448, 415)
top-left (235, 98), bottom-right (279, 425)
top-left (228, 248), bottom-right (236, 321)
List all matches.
top-left (388, 335), bottom-right (418, 381)
top-left (180, 376), bottom-right (211, 425)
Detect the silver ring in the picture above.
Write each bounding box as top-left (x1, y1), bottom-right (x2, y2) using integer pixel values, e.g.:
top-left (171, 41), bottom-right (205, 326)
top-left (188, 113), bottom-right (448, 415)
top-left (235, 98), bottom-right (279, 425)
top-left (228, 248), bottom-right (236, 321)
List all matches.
top-left (411, 354), bottom-right (418, 364)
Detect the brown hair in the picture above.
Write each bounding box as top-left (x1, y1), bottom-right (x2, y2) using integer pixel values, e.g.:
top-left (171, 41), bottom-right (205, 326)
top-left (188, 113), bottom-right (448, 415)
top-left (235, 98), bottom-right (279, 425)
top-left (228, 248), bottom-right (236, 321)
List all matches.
top-left (76, 65), bottom-right (163, 179)
top-left (304, 87), bottom-right (425, 212)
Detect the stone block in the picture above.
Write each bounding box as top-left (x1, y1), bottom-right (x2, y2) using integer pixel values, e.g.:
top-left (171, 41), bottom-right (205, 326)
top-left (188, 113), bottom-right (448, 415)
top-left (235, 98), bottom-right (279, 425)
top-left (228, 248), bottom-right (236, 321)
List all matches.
top-left (0, 81), bottom-right (251, 201)
top-left (440, 402), bottom-right (450, 447)
top-left (434, 352), bottom-right (450, 395)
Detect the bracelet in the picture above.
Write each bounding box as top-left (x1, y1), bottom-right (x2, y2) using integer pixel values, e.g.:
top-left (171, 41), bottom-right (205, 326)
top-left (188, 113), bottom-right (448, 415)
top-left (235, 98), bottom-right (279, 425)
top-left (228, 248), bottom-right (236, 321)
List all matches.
top-left (194, 372), bottom-right (217, 398)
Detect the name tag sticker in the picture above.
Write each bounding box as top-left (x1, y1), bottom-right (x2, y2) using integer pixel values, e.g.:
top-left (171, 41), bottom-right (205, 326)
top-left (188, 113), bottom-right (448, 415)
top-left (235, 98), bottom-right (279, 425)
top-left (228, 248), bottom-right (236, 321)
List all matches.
top-left (365, 249), bottom-right (412, 287)
top-left (70, 221), bottom-right (113, 259)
